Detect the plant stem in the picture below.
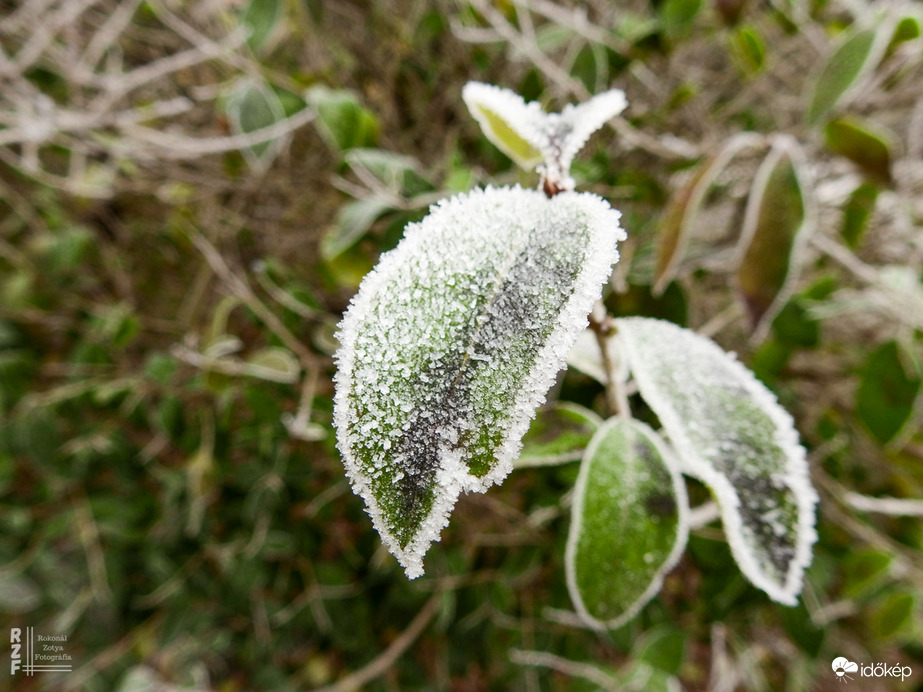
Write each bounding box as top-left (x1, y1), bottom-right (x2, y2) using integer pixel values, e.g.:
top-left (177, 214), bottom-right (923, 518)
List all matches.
top-left (588, 301), bottom-right (627, 417)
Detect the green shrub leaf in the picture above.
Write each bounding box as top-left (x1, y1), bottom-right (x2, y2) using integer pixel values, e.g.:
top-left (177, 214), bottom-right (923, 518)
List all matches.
top-left (566, 418), bottom-right (689, 629)
top-left (614, 317), bottom-right (818, 605)
top-left (516, 402), bottom-right (602, 468)
top-left (805, 25), bottom-right (888, 126)
top-left (653, 132), bottom-right (763, 296)
top-left (824, 115), bottom-right (895, 184)
top-left (306, 86), bottom-right (379, 152)
top-left (320, 197), bottom-right (392, 260)
top-left (736, 136), bottom-right (812, 341)
top-left (857, 341), bottom-right (921, 443)
top-left (335, 186), bottom-right (625, 577)
top-left (224, 77), bottom-right (287, 171)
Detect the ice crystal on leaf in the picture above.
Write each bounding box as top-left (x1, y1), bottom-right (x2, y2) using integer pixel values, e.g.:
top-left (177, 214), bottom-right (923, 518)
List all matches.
top-left (614, 318), bottom-right (817, 604)
top-left (335, 186), bottom-right (625, 578)
top-left (462, 82), bottom-right (627, 192)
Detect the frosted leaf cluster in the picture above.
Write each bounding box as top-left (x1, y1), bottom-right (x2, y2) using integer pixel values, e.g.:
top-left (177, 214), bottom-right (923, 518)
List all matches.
top-left (462, 82), bottom-right (627, 191)
top-left (615, 318), bottom-right (818, 604)
top-left (334, 186), bottom-right (625, 578)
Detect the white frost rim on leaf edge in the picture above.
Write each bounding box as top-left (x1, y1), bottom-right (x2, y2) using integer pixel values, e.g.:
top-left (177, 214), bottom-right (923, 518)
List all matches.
top-left (565, 417), bottom-right (690, 630)
top-left (334, 186), bottom-right (625, 579)
top-left (615, 317), bottom-right (818, 605)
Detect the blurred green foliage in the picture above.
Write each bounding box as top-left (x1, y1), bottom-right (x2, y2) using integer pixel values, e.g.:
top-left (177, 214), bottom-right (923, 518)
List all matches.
top-left (1, 0), bottom-right (922, 690)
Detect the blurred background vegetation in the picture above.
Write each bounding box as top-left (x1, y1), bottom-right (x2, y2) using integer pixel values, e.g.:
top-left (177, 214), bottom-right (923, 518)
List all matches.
top-left (1, 0), bottom-right (923, 689)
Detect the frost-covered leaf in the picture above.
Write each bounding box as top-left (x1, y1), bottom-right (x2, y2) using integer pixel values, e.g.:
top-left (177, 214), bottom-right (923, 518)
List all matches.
top-left (566, 418), bottom-right (689, 629)
top-left (462, 82), bottom-right (627, 189)
top-left (735, 136), bottom-right (812, 341)
top-left (335, 186), bottom-right (624, 578)
top-left (805, 23), bottom-right (889, 126)
top-left (224, 77), bottom-right (287, 171)
top-left (565, 327), bottom-right (611, 384)
top-left (462, 82), bottom-right (545, 169)
top-left (653, 133), bottom-right (764, 296)
top-left (516, 402), bottom-right (602, 468)
top-left (614, 317), bottom-right (818, 605)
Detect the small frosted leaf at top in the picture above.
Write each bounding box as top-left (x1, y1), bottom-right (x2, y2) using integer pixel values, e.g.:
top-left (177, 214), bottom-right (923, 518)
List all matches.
top-left (335, 186), bottom-right (625, 578)
top-left (614, 317), bottom-right (817, 605)
top-left (462, 82), bottom-right (627, 188)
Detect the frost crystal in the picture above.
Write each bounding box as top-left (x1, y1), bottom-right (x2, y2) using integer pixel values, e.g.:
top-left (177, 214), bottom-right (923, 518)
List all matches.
top-left (615, 317), bottom-right (817, 605)
top-left (335, 186), bottom-right (625, 578)
top-left (462, 82), bottom-right (627, 190)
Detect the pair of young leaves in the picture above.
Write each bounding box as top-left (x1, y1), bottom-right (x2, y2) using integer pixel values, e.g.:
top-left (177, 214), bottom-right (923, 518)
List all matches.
top-left (334, 83), bottom-right (817, 628)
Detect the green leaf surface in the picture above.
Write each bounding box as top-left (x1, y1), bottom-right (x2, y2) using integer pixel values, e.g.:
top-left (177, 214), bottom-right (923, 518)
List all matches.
top-left (335, 186), bottom-right (624, 578)
top-left (306, 86), bottom-right (379, 152)
top-left (857, 341), bottom-right (921, 444)
top-left (241, 0), bottom-right (281, 51)
top-left (805, 26), bottom-right (884, 126)
top-left (344, 148), bottom-right (432, 196)
top-left (470, 103), bottom-right (544, 169)
top-left (729, 25), bottom-right (766, 75)
top-left (824, 116), bottom-right (895, 183)
top-left (614, 317), bottom-right (818, 605)
top-left (223, 77), bottom-right (287, 171)
top-left (841, 181), bottom-right (879, 248)
top-left (736, 136), bottom-right (811, 340)
top-left (653, 132), bottom-right (763, 296)
top-left (516, 402), bottom-right (602, 467)
top-left (566, 418), bottom-right (689, 629)
top-left (320, 197), bottom-right (393, 260)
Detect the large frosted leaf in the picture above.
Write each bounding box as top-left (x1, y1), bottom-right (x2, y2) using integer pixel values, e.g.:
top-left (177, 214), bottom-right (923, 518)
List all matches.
top-left (566, 418), bottom-right (689, 629)
top-left (735, 136), bottom-right (812, 341)
top-left (335, 186), bottom-right (625, 578)
top-left (614, 317), bottom-right (817, 605)
top-left (462, 82), bottom-right (627, 189)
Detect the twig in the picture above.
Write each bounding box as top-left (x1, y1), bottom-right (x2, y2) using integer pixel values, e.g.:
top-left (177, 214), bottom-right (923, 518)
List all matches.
top-left (121, 105), bottom-right (316, 157)
top-left (688, 501), bottom-right (720, 528)
top-left (588, 301), bottom-right (627, 417)
top-left (810, 234), bottom-right (879, 284)
top-left (309, 594), bottom-right (440, 692)
top-left (510, 649), bottom-right (619, 689)
top-left (844, 492), bottom-right (923, 517)
top-left (187, 229), bottom-right (318, 368)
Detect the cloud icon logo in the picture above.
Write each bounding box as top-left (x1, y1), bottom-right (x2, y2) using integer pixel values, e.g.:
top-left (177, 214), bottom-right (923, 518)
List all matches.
top-left (832, 657), bottom-right (859, 682)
